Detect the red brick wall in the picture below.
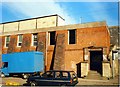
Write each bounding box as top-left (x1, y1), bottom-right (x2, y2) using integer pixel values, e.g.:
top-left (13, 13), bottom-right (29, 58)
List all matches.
top-left (1, 26), bottom-right (110, 72)
top-left (0, 36), bottom-right (2, 67)
top-left (55, 26), bottom-right (110, 72)
top-left (65, 50), bottom-right (83, 72)
top-left (7, 35), bottom-right (17, 53)
top-left (2, 36), bottom-right (7, 54)
top-left (20, 34), bottom-right (32, 52)
top-left (47, 49), bottom-right (54, 70)
top-left (37, 32), bottom-right (46, 69)
top-left (0, 36), bottom-right (2, 54)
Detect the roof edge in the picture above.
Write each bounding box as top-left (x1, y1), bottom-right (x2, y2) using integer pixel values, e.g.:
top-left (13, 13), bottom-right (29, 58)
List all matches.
top-left (0, 14), bottom-right (65, 24)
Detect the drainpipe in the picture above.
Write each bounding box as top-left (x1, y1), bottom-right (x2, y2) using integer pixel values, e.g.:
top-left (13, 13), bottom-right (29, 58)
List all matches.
top-left (112, 51), bottom-right (114, 78)
top-left (45, 32), bottom-right (48, 71)
top-left (118, 1), bottom-right (120, 49)
top-left (112, 50), bottom-right (118, 78)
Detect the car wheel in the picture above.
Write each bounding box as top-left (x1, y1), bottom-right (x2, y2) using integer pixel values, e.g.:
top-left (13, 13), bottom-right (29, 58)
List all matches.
top-left (31, 81), bottom-right (37, 86)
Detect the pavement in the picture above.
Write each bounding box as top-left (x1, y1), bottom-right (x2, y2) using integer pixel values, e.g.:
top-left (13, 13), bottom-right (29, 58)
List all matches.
top-left (77, 75), bottom-right (119, 86)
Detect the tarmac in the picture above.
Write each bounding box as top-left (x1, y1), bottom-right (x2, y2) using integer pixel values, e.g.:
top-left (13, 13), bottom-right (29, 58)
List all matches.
top-left (0, 75), bottom-right (119, 86)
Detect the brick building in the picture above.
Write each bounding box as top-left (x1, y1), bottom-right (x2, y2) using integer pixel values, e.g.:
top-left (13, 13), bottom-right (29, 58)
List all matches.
top-left (108, 26), bottom-right (119, 49)
top-left (0, 14), bottom-right (111, 77)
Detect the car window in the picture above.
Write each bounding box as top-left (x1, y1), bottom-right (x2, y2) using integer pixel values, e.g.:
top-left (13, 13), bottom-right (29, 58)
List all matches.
top-left (61, 72), bottom-right (68, 78)
top-left (42, 71), bottom-right (54, 78)
top-left (55, 72), bottom-right (61, 78)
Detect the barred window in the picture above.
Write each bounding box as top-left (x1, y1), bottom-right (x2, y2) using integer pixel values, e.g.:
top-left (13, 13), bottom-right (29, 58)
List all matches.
top-left (32, 33), bottom-right (38, 46)
top-left (17, 34), bottom-right (23, 46)
top-left (5, 36), bottom-right (10, 47)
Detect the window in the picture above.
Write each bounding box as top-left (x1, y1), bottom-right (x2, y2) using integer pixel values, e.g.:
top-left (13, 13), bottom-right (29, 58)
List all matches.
top-left (3, 62), bottom-right (8, 68)
top-left (32, 33), bottom-right (38, 46)
top-left (55, 72), bottom-right (61, 78)
top-left (17, 34), bottom-right (23, 47)
top-left (68, 30), bottom-right (76, 44)
top-left (49, 31), bottom-right (56, 45)
top-left (61, 72), bottom-right (68, 78)
top-left (42, 71), bottom-right (54, 78)
top-left (5, 36), bottom-right (10, 47)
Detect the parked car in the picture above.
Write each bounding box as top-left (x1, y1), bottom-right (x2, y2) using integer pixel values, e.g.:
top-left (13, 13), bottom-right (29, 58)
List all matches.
top-left (26, 70), bottom-right (78, 86)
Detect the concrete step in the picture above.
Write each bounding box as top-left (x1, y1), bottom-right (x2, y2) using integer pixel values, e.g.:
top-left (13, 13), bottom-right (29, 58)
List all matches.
top-left (85, 70), bottom-right (103, 80)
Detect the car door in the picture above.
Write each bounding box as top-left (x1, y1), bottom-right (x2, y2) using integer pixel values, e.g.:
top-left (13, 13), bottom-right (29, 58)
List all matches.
top-left (44, 71), bottom-right (54, 86)
top-left (35, 71), bottom-right (54, 86)
top-left (53, 71), bottom-right (69, 86)
top-left (52, 71), bottom-right (62, 86)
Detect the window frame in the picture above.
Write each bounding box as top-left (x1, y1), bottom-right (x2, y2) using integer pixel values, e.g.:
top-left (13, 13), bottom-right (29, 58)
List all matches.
top-left (49, 31), bottom-right (56, 45)
top-left (32, 33), bottom-right (38, 46)
top-left (68, 29), bottom-right (76, 44)
top-left (5, 36), bottom-right (10, 48)
top-left (17, 34), bottom-right (23, 47)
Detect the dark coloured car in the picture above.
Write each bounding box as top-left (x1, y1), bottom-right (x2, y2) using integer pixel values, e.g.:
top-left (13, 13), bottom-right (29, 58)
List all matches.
top-left (26, 70), bottom-right (78, 86)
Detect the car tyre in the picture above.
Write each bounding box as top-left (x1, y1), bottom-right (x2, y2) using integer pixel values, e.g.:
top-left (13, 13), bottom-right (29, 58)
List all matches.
top-left (31, 81), bottom-right (37, 86)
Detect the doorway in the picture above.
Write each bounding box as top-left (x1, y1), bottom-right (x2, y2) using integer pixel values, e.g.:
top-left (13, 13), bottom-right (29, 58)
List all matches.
top-left (90, 51), bottom-right (103, 74)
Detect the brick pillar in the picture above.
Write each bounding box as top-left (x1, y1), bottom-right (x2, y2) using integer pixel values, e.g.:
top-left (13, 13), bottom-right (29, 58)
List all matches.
top-left (2, 36), bottom-right (6, 54)
top-left (7, 35), bottom-right (17, 53)
top-left (53, 33), bottom-right (65, 70)
top-left (37, 32), bottom-right (46, 70)
top-left (37, 32), bottom-right (46, 52)
top-left (0, 36), bottom-right (2, 68)
top-left (84, 48), bottom-right (89, 61)
top-left (21, 34), bottom-right (32, 52)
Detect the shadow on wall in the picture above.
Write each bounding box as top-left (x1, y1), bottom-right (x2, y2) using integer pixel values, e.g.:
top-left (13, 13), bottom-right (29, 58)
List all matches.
top-left (76, 63), bottom-right (81, 78)
top-left (50, 44), bottom-right (56, 70)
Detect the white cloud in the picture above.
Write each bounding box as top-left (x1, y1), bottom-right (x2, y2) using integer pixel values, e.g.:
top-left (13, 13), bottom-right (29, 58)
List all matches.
top-left (3, 1), bottom-right (77, 25)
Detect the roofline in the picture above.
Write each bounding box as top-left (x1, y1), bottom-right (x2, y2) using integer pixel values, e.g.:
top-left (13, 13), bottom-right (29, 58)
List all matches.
top-left (108, 26), bottom-right (119, 28)
top-left (0, 14), bottom-right (65, 24)
top-left (57, 15), bottom-right (65, 21)
top-left (0, 21), bottom-right (107, 36)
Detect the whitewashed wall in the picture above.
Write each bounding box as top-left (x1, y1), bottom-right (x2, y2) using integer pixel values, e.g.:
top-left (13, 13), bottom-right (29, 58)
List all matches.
top-left (0, 24), bottom-right (3, 33)
top-left (37, 16), bottom-right (56, 28)
top-left (57, 16), bottom-right (65, 26)
top-left (4, 22), bottom-right (18, 32)
top-left (1, 15), bottom-right (65, 33)
top-left (19, 19), bottom-right (36, 31)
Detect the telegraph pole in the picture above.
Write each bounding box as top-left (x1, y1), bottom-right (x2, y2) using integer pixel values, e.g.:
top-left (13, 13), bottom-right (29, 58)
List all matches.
top-left (80, 17), bottom-right (82, 24)
top-left (118, 0), bottom-right (120, 49)
top-left (118, 1), bottom-right (120, 59)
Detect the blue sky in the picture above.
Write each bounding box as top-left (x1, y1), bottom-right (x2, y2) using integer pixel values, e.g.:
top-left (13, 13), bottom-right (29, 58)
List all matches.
top-left (0, 0), bottom-right (119, 26)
